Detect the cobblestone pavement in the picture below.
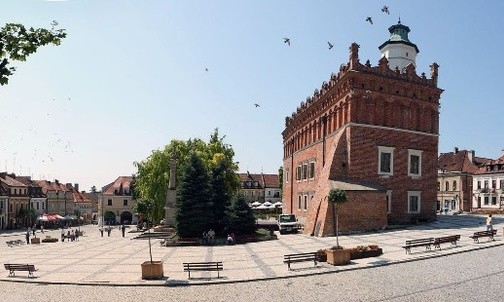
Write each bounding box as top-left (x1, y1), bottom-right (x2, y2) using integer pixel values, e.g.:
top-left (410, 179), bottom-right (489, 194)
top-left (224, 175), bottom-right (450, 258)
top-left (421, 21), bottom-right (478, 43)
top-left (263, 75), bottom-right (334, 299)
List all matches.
top-left (3, 244), bottom-right (504, 302)
top-left (0, 214), bottom-right (503, 288)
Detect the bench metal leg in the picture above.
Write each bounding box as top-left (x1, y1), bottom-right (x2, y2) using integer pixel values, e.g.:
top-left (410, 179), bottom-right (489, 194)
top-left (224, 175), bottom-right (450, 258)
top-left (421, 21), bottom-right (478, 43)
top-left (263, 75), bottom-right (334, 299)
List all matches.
top-left (8, 270), bottom-right (15, 277)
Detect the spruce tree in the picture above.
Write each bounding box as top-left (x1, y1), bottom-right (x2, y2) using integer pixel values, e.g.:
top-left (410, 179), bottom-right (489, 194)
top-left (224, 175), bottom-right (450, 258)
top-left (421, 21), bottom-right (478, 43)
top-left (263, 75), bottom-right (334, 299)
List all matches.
top-left (175, 153), bottom-right (213, 238)
top-left (210, 161), bottom-right (231, 235)
top-left (228, 194), bottom-right (256, 236)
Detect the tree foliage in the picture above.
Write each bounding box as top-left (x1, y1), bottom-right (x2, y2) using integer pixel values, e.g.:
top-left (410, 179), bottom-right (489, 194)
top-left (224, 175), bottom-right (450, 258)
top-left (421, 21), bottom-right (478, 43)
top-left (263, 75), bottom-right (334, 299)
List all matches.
top-left (228, 194), bottom-right (256, 235)
top-left (133, 128), bottom-right (240, 223)
top-left (209, 160), bottom-right (231, 234)
top-left (0, 21), bottom-right (66, 85)
top-left (328, 188), bottom-right (347, 205)
top-left (175, 153), bottom-right (213, 238)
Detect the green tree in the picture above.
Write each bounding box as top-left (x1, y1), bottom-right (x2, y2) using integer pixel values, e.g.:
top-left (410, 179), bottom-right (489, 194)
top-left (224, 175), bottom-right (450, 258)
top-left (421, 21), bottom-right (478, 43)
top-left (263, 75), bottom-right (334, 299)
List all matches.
top-left (209, 161), bottom-right (231, 235)
top-left (278, 166), bottom-right (283, 197)
top-left (0, 21), bottom-right (66, 85)
top-left (175, 153), bottom-right (213, 238)
top-left (133, 129), bottom-right (240, 223)
top-left (228, 194), bottom-right (256, 236)
top-left (328, 188), bottom-right (347, 248)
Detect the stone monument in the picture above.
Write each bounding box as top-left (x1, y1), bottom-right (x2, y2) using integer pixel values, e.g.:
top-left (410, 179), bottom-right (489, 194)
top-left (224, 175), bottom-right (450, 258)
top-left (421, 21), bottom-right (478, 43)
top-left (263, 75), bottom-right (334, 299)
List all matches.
top-left (160, 150), bottom-right (177, 227)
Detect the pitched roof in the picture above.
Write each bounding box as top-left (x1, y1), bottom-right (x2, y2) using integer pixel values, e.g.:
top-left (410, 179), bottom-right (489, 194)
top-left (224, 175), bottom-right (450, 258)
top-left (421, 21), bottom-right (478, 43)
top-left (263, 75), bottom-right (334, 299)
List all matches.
top-left (438, 150), bottom-right (483, 174)
top-left (237, 172), bottom-right (279, 189)
top-left (0, 173), bottom-right (27, 187)
top-left (102, 176), bottom-right (133, 195)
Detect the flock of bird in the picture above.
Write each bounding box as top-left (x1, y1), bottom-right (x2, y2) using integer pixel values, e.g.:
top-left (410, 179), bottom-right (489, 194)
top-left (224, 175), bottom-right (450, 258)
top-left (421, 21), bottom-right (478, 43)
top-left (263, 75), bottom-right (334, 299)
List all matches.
top-left (208, 5), bottom-right (391, 110)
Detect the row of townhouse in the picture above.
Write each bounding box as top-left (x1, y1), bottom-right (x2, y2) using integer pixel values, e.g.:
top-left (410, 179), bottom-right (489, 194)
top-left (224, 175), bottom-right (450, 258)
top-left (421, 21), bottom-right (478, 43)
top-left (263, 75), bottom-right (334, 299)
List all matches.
top-left (437, 148), bottom-right (504, 213)
top-left (0, 172), bottom-right (96, 230)
top-left (237, 172), bottom-right (281, 204)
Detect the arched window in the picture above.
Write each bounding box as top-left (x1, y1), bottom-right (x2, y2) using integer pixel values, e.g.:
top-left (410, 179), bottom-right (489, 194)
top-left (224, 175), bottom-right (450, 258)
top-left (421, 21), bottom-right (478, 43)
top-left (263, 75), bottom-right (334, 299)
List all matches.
top-left (445, 181), bottom-right (449, 191)
top-left (452, 181), bottom-right (457, 191)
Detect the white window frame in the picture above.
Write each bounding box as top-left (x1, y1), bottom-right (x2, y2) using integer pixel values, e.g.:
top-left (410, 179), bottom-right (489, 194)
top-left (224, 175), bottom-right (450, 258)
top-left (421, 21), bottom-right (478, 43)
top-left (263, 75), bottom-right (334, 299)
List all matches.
top-left (378, 146), bottom-right (395, 176)
top-left (408, 149), bottom-right (423, 177)
top-left (309, 160), bottom-right (315, 179)
top-left (407, 191), bottom-right (421, 214)
top-left (386, 190), bottom-right (392, 214)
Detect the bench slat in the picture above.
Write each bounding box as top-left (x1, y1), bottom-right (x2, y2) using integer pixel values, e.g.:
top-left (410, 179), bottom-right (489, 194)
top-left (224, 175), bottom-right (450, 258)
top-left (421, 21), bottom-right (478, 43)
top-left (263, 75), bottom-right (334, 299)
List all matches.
top-left (183, 262), bottom-right (223, 279)
top-left (283, 252), bottom-right (318, 270)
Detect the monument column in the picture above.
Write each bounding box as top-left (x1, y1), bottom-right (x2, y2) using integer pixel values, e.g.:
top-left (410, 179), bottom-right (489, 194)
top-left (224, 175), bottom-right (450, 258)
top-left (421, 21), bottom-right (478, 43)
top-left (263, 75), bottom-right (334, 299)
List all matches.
top-left (162, 150), bottom-right (177, 226)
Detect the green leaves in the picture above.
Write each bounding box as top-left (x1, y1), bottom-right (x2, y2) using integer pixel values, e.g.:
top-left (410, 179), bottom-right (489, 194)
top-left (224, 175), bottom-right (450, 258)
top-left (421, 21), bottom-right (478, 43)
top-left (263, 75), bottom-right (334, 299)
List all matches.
top-left (0, 21), bottom-right (67, 85)
top-left (328, 188), bottom-right (347, 205)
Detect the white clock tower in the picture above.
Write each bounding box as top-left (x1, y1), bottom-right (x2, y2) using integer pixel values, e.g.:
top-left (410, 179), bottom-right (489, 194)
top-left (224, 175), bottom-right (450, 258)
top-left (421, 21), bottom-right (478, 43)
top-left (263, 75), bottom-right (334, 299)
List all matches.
top-left (379, 20), bottom-right (419, 72)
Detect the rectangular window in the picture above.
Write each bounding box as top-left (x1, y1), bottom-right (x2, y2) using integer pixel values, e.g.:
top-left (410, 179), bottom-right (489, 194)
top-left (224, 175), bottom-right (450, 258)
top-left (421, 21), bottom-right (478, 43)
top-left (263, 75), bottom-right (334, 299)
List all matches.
top-left (484, 196), bottom-right (489, 205)
top-left (477, 181), bottom-right (481, 189)
top-left (309, 161), bottom-right (315, 179)
top-left (298, 195), bottom-right (302, 210)
top-left (296, 165), bottom-right (302, 181)
top-left (408, 149), bottom-right (422, 177)
top-left (452, 181), bottom-right (457, 191)
top-left (285, 169), bottom-right (289, 183)
top-left (303, 195), bottom-right (307, 211)
top-left (107, 199), bottom-right (112, 206)
top-left (378, 146), bottom-right (394, 175)
top-left (407, 191), bottom-right (421, 213)
top-left (500, 180), bottom-right (504, 189)
top-left (484, 180), bottom-right (489, 189)
top-left (123, 199), bottom-right (128, 206)
top-left (492, 180), bottom-right (496, 189)
top-left (491, 196), bottom-right (497, 205)
top-left (302, 163), bottom-right (308, 180)
top-left (386, 190), bottom-right (392, 214)
top-left (36, 203), bottom-right (39, 210)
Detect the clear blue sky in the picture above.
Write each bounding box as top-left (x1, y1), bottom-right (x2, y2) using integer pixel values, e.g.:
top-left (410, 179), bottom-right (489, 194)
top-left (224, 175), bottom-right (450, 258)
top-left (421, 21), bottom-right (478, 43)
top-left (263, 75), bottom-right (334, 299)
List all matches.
top-left (1, 0), bottom-right (503, 192)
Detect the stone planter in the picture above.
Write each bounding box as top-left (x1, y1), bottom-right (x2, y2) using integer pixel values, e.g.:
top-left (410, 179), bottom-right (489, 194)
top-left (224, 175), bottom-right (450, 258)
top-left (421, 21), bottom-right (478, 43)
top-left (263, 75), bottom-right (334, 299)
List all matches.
top-left (31, 237), bottom-right (41, 244)
top-left (326, 249), bottom-right (351, 266)
top-left (350, 248), bottom-right (383, 260)
top-left (141, 261), bottom-right (164, 280)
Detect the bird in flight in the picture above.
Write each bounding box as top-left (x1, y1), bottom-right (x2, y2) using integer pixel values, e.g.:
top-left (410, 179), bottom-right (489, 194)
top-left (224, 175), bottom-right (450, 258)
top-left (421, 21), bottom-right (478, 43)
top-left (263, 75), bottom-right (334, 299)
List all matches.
top-left (381, 6), bottom-right (390, 14)
top-left (283, 38), bottom-right (291, 46)
top-left (366, 17), bottom-right (373, 25)
top-left (254, 103), bottom-right (260, 108)
top-left (205, 67), bottom-right (209, 72)
top-left (327, 41), bottom-right (334, 50)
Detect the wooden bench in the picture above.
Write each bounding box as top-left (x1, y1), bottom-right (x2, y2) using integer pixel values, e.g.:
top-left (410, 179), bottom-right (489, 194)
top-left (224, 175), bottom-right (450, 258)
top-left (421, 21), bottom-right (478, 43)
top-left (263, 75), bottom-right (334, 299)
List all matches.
top-left (4, 263), bottom-right (38, 278)
top-left (183, 262), bottom-right (223, 279)
top-left (283, 252), bottom-right (318, 270)
top-left (402, 238), bottom-right (434, 254)
top-left (433, 235), bottom-right (461, 250)
top-left (469, 230), bottom-right (497, 243)
top-left (6, 239), bottom-right (24, 247)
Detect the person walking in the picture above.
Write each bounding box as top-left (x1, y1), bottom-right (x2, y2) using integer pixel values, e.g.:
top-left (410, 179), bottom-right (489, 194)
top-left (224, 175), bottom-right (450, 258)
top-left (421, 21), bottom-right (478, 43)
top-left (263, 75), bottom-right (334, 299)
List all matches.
top-left (121, 224), bottom-right (126, 237)
top-left (26, 228), bottom-right (30, 244)
top-left (486, 214), bottom-right (493, 231)
top-left (99, 226), bottom-right (104, 237)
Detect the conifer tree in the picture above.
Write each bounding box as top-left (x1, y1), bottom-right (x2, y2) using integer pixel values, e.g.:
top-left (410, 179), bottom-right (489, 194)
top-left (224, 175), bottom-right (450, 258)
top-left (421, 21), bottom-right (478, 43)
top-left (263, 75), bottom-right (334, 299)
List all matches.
top-left (228, 194), bottom-right (256, 236)
top-left (210, 161), bottom-right (231, 235)
top-left (175, 153), bottom-right (213, 238)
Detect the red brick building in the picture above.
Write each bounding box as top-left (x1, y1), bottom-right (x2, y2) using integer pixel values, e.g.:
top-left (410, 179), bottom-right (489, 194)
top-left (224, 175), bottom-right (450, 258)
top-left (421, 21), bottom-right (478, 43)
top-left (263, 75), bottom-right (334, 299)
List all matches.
top-left (282, 22), bottom-right (443, 236)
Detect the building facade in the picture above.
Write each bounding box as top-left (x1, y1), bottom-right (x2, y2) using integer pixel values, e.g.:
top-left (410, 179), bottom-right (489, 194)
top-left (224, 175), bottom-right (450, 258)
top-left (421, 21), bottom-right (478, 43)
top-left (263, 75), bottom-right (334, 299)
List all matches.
top-left (99, 176), bottom-right (136, 225)
top-left (282, 22), bottom-right (443, 236)
top-left (437, 148), bottom-right (487, 213)
top-left (472, 152), bottom-right (504, 210)
top-left (237, 172), bottom-right (281, 205)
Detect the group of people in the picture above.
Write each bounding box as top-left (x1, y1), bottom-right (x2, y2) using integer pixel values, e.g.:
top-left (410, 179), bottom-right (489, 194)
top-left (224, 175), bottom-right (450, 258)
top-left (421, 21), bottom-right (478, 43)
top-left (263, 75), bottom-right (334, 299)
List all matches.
top-left (202, 229), bottom-right (216, 245)
top-left (61, 228), bottom-right (80, 242)
top-left (99, 224), bottom-right (127, 237)
top-left (201, 229), bottom-right (236, 245)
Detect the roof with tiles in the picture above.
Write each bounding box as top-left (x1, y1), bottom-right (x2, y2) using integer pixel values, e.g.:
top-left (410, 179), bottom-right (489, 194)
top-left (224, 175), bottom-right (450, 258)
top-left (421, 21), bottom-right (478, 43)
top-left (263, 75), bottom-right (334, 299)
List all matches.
top-left (438, 149), bottom-right (489, 174)
top-left (35, 179), bottom-right (70, 193)
top-left (102, 176), bottom-right (133, 195)
top-left (0, 172), bottom-right (27, 187)
top-left (237, 172), bottom-right (279, 189)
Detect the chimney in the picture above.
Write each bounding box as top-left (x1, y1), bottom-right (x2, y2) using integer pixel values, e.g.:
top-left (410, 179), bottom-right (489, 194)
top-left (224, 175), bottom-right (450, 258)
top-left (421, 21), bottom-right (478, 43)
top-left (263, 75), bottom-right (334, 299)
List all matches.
top-left (74, 183), bottom-right (79, 192)
top-left (55, 179), bottom-right (59, 185)
top-left (454, 147), bottom-right (459, 153)
top-left (66, 183), bottom-right (72, 190)
top-left (468, 150), bottom-right (475, 163)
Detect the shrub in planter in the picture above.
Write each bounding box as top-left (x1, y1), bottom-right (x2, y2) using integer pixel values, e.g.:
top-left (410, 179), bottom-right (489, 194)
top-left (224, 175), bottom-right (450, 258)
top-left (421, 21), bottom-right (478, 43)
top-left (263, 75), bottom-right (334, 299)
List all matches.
top-left (316, 249), bottom-right (327, 262)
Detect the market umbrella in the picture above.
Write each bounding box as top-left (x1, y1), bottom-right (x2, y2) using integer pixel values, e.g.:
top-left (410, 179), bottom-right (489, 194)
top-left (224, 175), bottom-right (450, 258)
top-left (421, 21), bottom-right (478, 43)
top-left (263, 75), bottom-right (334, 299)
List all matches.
top-left (262, 201), bottom-right (272, 207)
top-left (53, 214), bottom-right (65, 220)
top-left (251, 201), bottom-right (262, 207)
